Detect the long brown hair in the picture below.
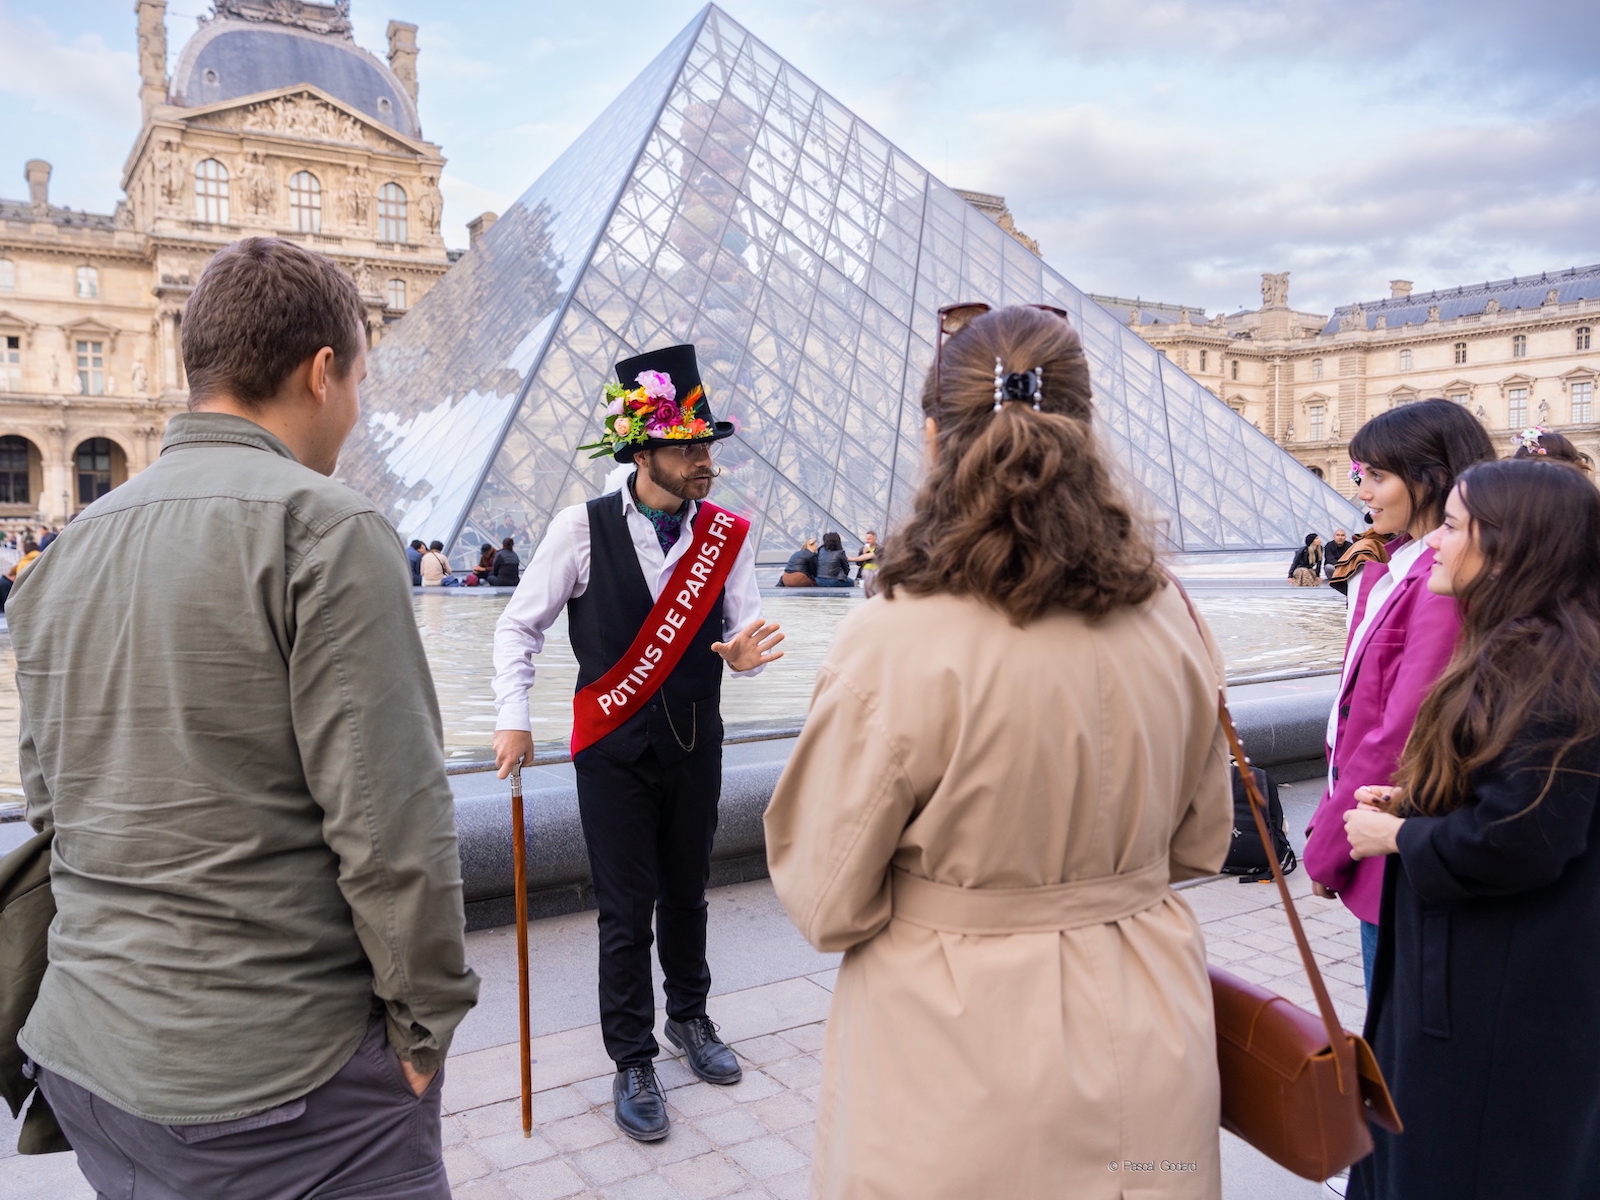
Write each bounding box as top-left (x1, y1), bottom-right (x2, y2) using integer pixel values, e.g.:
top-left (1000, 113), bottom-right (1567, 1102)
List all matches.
top-left (1397, 459), bottom-right (1600, 815)
top-left (877, 306), bottom-right (1163, 623)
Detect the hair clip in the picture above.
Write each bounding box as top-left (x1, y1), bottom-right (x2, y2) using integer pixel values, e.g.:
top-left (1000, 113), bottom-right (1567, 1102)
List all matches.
top-left (1348, 459), bottom-right (1363, 485)
top-left (994, 361), bottom-right (1044, 412)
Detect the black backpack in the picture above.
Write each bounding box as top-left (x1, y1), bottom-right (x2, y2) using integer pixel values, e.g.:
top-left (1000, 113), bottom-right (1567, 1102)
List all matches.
top-left (1223, 764), bottom-right (1297, 881)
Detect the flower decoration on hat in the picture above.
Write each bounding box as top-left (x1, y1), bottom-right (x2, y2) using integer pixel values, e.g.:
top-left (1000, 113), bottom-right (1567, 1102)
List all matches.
top-left (579, 371), bottom-right (709, 460)
top-left (1514, 426), bottom-right (1550, 455)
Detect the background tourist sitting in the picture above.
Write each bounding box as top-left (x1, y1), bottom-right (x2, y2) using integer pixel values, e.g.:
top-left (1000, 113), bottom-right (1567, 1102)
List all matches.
top-left (1287, 532), bottom-right (1323, 586)
top-left (420, 540), bottom-right (453, 586)
top-left (485, 537), bottom-right (520, 586)
top-left (778, 537), bottom-right (818, 587)
top-left (813, 531), bottom-right (854, 587)
top-left (468, 542), bottom-right (496, 586)
top-left (407, 538), bottom-right (425, 586)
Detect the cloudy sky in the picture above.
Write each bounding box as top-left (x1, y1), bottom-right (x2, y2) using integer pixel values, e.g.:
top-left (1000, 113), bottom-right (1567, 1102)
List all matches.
top-left (1, 0), bottom-right (1595, 315)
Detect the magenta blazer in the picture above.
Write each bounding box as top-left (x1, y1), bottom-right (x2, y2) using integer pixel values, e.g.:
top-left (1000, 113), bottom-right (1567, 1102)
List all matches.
top-left (1303, 545), bottom-right (1462, 924)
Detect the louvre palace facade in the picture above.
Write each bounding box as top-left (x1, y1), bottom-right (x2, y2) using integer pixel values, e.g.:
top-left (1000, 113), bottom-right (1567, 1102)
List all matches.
top-left (0, 0), bottom-right (451, 527)
top-left (1100, 267), bottom-right (1600, 497)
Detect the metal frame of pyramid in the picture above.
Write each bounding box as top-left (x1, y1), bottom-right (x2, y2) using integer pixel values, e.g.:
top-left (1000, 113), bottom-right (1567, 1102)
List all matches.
top-left (339, 4), bottom-right (1361, 562)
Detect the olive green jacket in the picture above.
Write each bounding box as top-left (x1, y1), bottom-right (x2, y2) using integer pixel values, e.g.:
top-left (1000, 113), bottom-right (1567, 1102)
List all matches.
top-left (0, 828), bottom-right (68, 1153)
top-left (8, 413), bottom-right (479, 1124)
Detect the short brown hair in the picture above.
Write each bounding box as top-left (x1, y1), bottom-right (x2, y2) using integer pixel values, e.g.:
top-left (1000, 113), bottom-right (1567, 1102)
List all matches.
top-left (877, 306), bottom-right (1164, 623)
top-left (183, 237), bottom-right (365, 409)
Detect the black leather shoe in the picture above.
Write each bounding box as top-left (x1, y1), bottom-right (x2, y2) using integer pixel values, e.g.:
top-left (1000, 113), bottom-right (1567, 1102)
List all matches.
top-left (664, 1017), bottom-right (743, 1084)
top-left (612, 1062), bottom-right (669, 1141)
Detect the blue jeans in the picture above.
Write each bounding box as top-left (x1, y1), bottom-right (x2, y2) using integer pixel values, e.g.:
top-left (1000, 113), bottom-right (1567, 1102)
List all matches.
top-left (1360, 920), bottom-right (1379, 995)
top-left (813, 577), bottom-right (854, 588)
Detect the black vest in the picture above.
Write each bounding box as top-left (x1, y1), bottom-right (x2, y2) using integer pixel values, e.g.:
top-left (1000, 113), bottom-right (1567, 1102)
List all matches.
top-left (567, 495), bottom-right (725, 765)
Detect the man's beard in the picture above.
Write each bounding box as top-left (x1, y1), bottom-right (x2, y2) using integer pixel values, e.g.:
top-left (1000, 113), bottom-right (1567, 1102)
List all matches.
top-left (645, 458), bottom-right (715, 502)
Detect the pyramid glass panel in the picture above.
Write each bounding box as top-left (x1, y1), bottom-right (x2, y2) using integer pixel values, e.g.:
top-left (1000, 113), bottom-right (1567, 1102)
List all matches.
top-left (345, 4), bottom-right (1360, 560)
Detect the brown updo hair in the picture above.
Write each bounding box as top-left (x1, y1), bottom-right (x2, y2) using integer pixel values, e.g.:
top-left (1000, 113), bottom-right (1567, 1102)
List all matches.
top-left (877, 306), bottom-right (1163, 623)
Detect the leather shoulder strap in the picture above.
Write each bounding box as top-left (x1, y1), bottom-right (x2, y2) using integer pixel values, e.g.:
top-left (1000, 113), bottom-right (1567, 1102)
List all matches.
top-left (1168, 574), bottom-right (1361, 1094)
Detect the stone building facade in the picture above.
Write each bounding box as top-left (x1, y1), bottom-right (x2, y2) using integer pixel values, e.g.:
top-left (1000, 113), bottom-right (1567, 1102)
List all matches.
top-left (0, 0), bottom-right (450, 526)
top-left (1096, 266), bottom-right (1600, 498)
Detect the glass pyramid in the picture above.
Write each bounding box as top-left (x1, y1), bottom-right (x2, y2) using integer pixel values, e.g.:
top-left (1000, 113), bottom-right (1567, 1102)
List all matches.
top-left (340, 4), bottom-right (1361, 560)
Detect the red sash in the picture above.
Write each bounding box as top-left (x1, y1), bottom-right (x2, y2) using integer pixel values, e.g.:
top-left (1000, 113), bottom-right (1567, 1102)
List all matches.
top-left (570, 501), bottom-right (750, 756)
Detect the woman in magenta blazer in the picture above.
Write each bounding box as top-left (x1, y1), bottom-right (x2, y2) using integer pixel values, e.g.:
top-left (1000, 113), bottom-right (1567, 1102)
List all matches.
top-left (1303, 399), bottom-right (1494, 989)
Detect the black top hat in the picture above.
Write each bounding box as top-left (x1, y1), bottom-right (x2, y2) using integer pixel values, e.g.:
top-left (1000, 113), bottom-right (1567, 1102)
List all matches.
top-left (609, 344), bottom-right (736, 463)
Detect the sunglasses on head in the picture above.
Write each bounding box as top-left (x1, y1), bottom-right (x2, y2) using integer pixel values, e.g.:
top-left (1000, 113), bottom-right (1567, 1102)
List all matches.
top-left (934, 303), bottom-right (1072, 411)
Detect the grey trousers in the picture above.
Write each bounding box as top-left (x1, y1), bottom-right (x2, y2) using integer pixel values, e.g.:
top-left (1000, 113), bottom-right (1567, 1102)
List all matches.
top-left (34, 1018), bottom-right (449, 1200)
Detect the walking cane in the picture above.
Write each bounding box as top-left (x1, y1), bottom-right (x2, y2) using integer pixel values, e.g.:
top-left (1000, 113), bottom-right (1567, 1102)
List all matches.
top-left (511, 764), bottom-right (533, 1137)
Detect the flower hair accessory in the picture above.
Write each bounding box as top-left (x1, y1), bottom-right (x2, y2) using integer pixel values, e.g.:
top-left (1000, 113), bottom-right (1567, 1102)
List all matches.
top-left (991, 358), bottom-right (1043, 413)
top-left (577, 371), bottom-right (708, 459)
top-left (1348, 460), bottom-right (1364, 485)
top-left (1514, 426), bottom-right (1550, 455)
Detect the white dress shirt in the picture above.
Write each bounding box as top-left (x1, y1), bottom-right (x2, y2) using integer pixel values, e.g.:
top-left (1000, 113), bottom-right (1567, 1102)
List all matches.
top-left (492, 484), bottom-right (766, 733)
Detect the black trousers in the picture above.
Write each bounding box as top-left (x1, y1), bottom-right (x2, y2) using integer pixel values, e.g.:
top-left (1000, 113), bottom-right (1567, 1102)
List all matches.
top-left (575, 742), bottom-right (721, 1066)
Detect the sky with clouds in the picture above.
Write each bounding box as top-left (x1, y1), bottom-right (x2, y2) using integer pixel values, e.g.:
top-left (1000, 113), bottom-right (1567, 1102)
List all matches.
top-left (1, 0), bottom-right (1595, 315)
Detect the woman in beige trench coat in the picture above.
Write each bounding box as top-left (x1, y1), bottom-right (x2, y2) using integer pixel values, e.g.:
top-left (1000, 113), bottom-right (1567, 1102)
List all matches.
top-left (765, 305), bottom-right (1233, 1200)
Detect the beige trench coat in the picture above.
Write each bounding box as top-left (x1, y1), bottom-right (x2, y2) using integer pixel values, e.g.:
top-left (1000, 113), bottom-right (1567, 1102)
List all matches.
top-left (765, 586), bottom-right (1232, 1200)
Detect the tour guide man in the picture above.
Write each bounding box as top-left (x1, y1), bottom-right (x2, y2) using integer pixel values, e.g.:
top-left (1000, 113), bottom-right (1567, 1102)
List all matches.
top-left (492, 344), bottom-right (784, 1141)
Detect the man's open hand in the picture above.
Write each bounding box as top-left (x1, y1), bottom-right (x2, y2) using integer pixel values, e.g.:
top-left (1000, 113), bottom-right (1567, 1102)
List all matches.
top-left (494, 729), bottom-right (534, 779)
top-left (711, 619), bottom-right (785, 672)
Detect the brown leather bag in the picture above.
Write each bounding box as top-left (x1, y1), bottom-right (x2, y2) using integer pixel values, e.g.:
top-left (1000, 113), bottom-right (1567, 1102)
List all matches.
top-left (1210, 696), bottom-right (1403, 1180)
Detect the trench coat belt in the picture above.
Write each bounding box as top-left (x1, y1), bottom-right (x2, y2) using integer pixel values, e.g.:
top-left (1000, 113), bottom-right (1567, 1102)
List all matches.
top-left (889, 859), bottom-right (1171, 935)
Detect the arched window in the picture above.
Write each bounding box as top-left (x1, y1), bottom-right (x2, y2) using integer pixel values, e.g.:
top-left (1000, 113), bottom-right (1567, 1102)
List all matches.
top-left (1311, 358), bottom-right (1324, 380)
top-left (289, 171), bottom-right (322, 233)
top-left (1454, 341), bottom-right (1468, 365)
top-left (1579, 326), bottom-right (1593, 352)
top-left (386, 278), bottom-right (407, 310)
top-left (194, 158), bottom-right (230, 224)
top-left (1309, 466), bottom-right (1325, 480)
top-left (75, 266), bottom-right (99, 299)
top-left (75, 438), bottom-right (114, 504)
top-left (1399, 348), bottom-right (1412, 371)
top-left (378, 183), bottom-right (408, 243)
top-left (0, 259), bottom-right (13, 292)
top-left (1512, 333), bottom-right (1527, 359)
top-left (0, 437), bottom-right (31, 505)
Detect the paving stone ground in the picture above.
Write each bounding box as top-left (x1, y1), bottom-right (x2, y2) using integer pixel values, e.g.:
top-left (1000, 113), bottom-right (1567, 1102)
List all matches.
top-left (2, 830), bottom-right (1364, 1199)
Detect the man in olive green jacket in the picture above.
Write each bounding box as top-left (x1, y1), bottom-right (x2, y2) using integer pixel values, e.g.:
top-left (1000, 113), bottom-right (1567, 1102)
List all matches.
top-left (7, 238), bottom-right (478, 1198)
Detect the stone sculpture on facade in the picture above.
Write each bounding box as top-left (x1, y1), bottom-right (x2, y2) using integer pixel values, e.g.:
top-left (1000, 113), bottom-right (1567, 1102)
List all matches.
top-left (239, 152), bottom-right (275, 215)
top-left (416, 176), bottom-right (442, 235)
top-left (1261, 271), bottom-right (1290, 308)
top-left (341, 166), bottom-right (371, 228)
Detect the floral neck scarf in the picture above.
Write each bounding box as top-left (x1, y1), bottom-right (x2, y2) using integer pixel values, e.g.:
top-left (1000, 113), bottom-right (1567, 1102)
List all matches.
top-left (630, 476), bottom-right (684, 554)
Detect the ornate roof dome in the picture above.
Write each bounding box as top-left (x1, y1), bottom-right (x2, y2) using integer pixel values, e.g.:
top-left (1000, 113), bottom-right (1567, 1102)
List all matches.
top-left (171, 2), bottom-right (421, 140)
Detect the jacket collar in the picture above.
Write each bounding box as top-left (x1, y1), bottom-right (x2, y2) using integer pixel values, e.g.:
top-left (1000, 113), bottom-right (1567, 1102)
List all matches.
top-left (1340, 542), bottom-right (1435, 698)
top-left (160, 412), bottom-right (299, 464)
